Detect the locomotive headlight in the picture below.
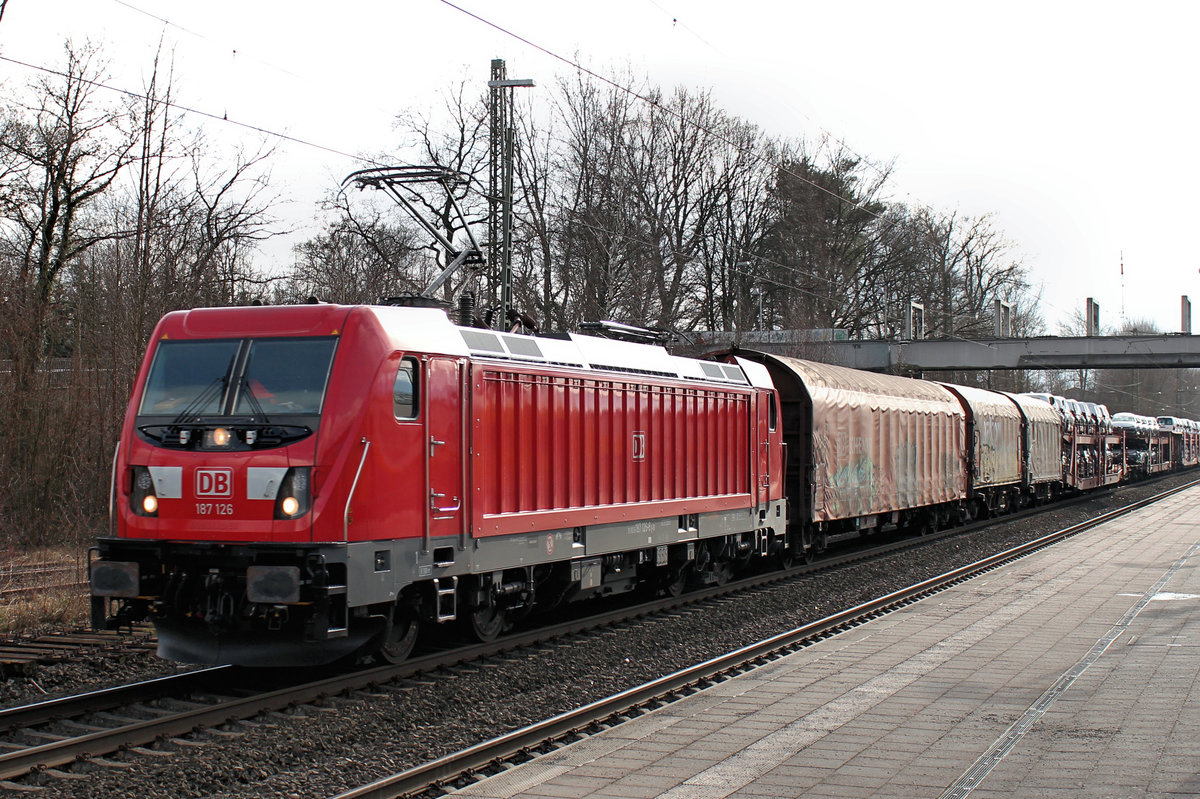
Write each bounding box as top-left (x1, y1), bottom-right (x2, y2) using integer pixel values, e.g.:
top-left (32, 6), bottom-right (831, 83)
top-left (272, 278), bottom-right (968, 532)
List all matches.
top-left (130, 466), bottom-right (159, 517)
top-left (206, 427), bottom-right (232, 448)
top-left (274, 467), bottom-right (312, 519)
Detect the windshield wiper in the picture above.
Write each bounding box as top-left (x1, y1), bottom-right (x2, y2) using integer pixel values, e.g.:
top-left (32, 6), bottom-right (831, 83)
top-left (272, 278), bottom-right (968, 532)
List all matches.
top-left (171, 377), bottom-right (227, 425)
top-left (236, 376), bottom-right (272, 424)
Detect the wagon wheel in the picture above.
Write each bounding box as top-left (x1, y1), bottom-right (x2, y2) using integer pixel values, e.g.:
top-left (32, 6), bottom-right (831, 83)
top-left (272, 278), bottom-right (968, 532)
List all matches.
top-left (775, 542), bottom-right (795, 571)
top-left (379, 602), bottom-right (420, 665)
top-left (814, 530), bottom-right (828, 555)
top-left (799, 530), bottom-right (816, 564)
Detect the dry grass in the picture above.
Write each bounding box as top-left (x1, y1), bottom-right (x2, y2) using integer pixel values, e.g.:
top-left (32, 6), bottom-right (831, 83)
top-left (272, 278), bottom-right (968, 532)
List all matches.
top-left (0, 547), bottom-right (90, 636)
top-left (0, 589), bottom-right (88, 636)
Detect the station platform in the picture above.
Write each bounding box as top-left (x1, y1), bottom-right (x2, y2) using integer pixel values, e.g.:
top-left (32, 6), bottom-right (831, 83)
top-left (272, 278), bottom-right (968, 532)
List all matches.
top-left (450, 486), bottom-right (1200, 798)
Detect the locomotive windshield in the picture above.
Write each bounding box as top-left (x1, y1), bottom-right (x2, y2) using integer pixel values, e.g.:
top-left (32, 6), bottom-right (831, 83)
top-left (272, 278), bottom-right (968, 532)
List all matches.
top-left (139, 337), bottom-right (338, 418)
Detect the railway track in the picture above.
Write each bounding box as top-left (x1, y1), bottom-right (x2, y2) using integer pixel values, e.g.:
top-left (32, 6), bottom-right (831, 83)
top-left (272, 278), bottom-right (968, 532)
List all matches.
top-left (0, 537), bottom-right (951, 786)
top-left (0, 626), bottom-right (156, 678)
top-left (0, 564), bottom-right (85, 595)
top-left (2, 476), bottom-right (1194, 793)
top-left (0, 665), bottom-right (369, 788)
top-left (0, 582), bottom-right (88, 602)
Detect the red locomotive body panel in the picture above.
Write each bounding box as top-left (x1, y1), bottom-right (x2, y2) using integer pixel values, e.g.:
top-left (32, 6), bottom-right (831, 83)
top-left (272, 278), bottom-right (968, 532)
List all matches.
top-left (114, 306), bottom-right (768, 549)
top-left (469, 364), bottom-right (754, 536)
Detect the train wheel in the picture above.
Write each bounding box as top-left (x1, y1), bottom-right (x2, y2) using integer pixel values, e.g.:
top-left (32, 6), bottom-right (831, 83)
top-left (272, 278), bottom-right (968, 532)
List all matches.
top-left (379, 603), bottom-right (420, 665)
top-left (468, 602), bottom-right (510, 642)
top-left (709, 561), bottom-right (733, 586)
top-left (691, 545), bottom-right (733, 587)
top-left (814, 531), bottom-right (828, 555)
top-left (661, 564), bottom-right (691, 597)
top-left (799, 530), bottom-right (816, 563)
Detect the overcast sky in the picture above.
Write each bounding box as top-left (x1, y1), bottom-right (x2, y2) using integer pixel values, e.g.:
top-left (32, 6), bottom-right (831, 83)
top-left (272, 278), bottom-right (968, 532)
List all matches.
top-left (3, 0), bottom-right (1197, 335)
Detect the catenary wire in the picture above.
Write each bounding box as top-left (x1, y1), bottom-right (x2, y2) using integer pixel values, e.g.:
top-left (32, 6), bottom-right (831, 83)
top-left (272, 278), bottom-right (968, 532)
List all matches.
top-left (55, 0), bottom-right (1047, 325)
top-left (2, 52), bottom-right (1176, 402)
top-left (0, 53), bottom-right (387, 168)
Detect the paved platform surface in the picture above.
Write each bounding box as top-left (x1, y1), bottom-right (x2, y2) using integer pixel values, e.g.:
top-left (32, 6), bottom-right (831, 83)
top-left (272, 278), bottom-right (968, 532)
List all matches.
top-left (449, 487), bottom-right (1200, 798)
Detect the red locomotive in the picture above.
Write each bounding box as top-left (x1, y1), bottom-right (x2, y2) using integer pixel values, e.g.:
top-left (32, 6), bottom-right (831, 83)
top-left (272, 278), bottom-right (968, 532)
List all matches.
top-left (91, 304), bottom-right (786, 666)
top-left (90, 303), bottom-right (1194, 667)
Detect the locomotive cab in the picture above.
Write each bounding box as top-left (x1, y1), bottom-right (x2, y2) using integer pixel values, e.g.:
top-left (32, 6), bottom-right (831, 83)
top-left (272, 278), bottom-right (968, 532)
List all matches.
top-left (91, 306), bottom-right (374, 666)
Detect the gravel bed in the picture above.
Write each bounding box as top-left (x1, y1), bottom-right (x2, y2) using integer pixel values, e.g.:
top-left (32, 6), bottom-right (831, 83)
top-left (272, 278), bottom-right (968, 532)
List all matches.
top-left (15, 474), bottom-right (1199, 798)
top-left (0, 644), bottom-right (194, 709)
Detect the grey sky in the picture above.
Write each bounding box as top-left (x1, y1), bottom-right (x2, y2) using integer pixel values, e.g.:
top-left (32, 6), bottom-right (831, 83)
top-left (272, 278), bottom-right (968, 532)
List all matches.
top-left (4, 0), bottom-right (1196, 334)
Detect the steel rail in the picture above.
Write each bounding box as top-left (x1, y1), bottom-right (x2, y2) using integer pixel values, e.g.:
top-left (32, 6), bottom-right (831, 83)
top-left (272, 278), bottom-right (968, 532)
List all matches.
top-left (0, 666), bottom-right (233, 734)
top-left (0, 564), bottom-right (78, 579)
top-left (331, 477), bottom-right (1200, 799)
top-left (0, 661), bottom-right (409, 781)
top-left (0, 580), bottom-right (88, 601)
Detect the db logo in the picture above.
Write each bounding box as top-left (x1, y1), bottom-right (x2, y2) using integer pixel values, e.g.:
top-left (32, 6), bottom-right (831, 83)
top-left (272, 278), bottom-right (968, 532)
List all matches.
top-left (195, 468), bottom-right (233, 498)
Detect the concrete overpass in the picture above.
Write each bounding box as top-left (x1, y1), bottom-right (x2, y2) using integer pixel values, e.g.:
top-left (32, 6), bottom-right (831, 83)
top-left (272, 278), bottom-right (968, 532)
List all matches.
top-left (685, 331), bottom-right (1200, 373)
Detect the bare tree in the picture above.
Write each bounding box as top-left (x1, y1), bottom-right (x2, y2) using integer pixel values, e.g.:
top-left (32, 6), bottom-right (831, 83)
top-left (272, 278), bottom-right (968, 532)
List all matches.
top-left (539, 70), bottom-right (644, 328)
top-left (0, 42), bottom-right (136, 541)
top-left (696, 124), bottom-right (778, 332)
top-left (0, 41), bottom-right (281, 545)
top-left (759, 141), bottom-right (902, 337)
top-left (0, 43), bottom-right (134, 378)
top-left (285, 208), bottom-right (422, 304)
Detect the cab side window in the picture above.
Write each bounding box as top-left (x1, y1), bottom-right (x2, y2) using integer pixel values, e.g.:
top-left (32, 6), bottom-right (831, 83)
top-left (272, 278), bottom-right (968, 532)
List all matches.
top-left (769, 393), bottom-right (778, 431)
top-left (393, 358), bottom-right (419, 420)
